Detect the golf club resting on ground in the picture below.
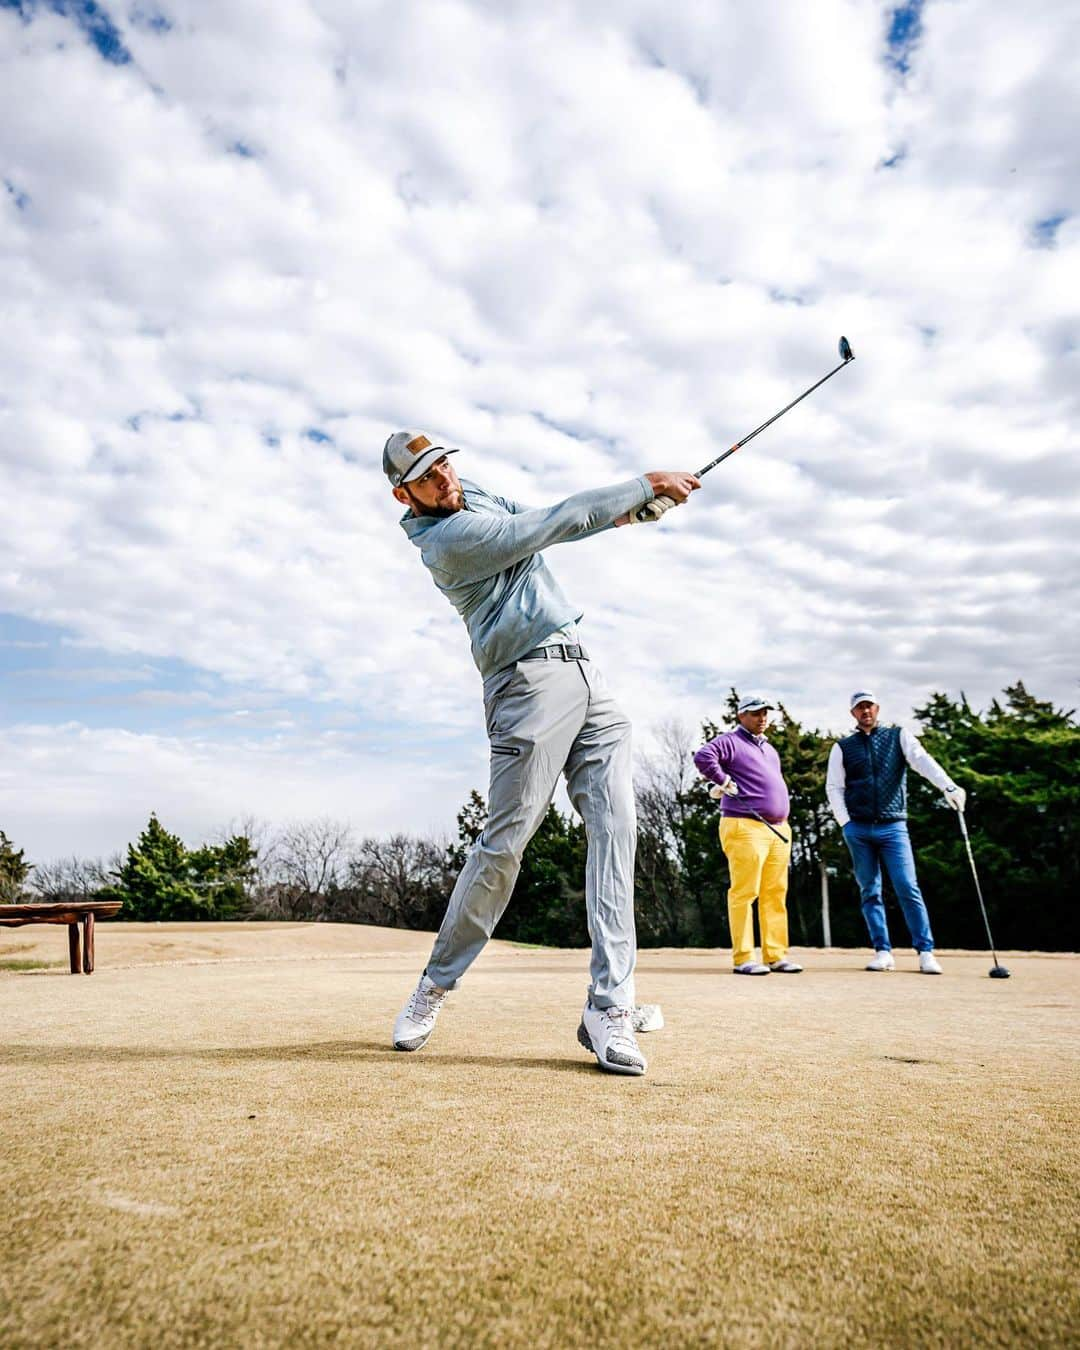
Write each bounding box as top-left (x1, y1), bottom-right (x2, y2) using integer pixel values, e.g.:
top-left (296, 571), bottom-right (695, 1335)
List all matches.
top-left (383, 334), bottom-right (1008, 1078)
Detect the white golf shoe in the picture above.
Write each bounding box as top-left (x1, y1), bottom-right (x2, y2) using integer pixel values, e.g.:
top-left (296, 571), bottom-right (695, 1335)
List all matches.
top-left (578, 1001), bottom-right (647, 1076)
top-left (769, 959), bottom-right (804, 973)
top-left (919, 951), bottom-right (943, 975)
top-left (865, 951), bottom-right (895, 971)
top-left (631, 1003), bottom-right (664, 1033)
top-left (393, 973), bottom-right (450, 1051)
top-left (734, 961), bottom-right (771, 975)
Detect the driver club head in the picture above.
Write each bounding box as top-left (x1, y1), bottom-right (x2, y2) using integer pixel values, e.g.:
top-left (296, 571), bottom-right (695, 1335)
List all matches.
top-left (839, 335), bottom-right (854, 362)
top-left (989, 965), bottom-right (1011, 979)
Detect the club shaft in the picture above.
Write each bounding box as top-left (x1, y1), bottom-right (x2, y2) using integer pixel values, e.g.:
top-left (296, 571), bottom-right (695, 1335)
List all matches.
top-left (748, 807), bottom-right (789, 845)
top-left (958, 813), bottom-right (1000, 964)
top-left (695, 356), bottom-right (852, 479)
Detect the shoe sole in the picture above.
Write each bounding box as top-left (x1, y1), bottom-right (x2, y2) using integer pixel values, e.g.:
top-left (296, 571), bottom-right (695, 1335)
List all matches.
top-left (576, 1021), bottom-right (646, 1076)
top-left (393, 1030), bottom-right (432, 1052)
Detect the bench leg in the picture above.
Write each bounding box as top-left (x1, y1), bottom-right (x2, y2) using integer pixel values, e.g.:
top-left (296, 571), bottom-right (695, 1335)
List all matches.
top-left (83, 912), bottom-right (95, 974)
top-left (68, 921), bottom-right (82, 975)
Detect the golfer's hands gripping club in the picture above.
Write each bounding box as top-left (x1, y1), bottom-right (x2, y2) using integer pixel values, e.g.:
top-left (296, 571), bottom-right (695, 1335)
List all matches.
top-left (623, 471), bottom-right (701, 525)
top-left (709, 779), bottom-right (740, 799)
top-left (944, 785), bottom-right (967, 812)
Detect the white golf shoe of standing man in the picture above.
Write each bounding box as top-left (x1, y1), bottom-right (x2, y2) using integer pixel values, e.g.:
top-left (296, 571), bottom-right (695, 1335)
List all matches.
top-left (385, 430), bottom-right (699, 1075)
top-left (826, 691), bottom-right (966, 974)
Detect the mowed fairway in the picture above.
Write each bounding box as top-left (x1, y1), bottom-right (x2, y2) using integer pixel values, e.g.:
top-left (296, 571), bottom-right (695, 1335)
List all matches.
top-left (2, 923), bottom-right (1077, 1348)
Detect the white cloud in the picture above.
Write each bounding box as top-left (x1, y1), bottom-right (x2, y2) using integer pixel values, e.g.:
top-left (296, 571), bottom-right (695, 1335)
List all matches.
top-left (1, 0), bottom-right (1077, 859)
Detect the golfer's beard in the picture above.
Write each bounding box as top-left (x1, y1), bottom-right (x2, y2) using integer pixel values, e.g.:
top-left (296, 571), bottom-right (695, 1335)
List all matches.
top-left (406, 488), bottom-right (463, 518)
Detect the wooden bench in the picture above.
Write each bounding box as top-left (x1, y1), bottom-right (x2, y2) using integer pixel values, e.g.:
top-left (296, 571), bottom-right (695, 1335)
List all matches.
top-left (0, 901), bottom-right (123, 973)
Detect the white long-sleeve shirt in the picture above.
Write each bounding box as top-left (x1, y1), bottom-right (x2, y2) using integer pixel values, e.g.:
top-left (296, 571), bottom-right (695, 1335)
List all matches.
top-left (826, 728), bottom-right (957, 827)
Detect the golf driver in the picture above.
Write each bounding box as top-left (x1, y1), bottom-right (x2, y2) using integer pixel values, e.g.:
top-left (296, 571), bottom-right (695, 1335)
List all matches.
top-left (634, 335), bottom-right (856, 522)
top-left (709, 789), bottom-right (789, 844)
top-left (748, 807), bottom-right (789, 846)
top-left (956, 808), bottom-right (1010, 978)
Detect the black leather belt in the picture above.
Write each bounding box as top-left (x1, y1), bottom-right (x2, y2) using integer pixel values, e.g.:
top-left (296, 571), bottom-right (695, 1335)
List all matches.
top-left (519, 643), bottom-right (588, 662)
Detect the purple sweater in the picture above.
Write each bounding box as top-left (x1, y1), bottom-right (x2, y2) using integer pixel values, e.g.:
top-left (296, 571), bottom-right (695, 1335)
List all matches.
top-left (693, 726), bottom-right (790, 823)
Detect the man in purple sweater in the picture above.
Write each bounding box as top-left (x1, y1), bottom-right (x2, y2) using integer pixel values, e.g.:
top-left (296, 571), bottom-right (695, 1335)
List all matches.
top-left (693, 697), bottom-right (803, 975)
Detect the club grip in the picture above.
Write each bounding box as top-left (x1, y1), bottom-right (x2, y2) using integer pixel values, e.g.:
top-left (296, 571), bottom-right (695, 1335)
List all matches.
top-left (633, 494), bottom-right (676, 523)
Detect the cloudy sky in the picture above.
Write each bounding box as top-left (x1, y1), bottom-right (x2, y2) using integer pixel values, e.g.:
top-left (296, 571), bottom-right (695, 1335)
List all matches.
top-left (1, 0), bottom-right (1078, 863)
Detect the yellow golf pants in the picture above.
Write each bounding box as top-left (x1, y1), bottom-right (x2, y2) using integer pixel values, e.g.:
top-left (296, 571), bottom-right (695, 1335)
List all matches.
top-left (719, 816), bottom-right (792, 967)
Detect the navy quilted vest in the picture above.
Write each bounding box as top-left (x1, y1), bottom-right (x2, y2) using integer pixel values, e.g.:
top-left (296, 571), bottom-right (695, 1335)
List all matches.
top-left (840, 725), bottom-right (907, 822)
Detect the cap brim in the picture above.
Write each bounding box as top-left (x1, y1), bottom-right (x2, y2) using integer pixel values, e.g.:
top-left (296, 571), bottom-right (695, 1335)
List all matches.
top-left (740, 703), bottom-right (773, 713)
top-left (400, 445), bottom-right (458, 484)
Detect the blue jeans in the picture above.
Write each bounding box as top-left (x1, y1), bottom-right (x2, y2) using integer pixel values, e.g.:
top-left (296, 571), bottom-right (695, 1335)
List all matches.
top-left (842, 819), bottom-right (934, 953)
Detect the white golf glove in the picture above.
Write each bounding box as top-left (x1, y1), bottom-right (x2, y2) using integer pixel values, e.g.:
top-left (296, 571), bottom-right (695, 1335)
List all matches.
top-left (627, 496), bottom-right (674, 524)
top-left (709, 779), bottom-right (740, 799)
top-left (944, 785), bottom-right (966, 812)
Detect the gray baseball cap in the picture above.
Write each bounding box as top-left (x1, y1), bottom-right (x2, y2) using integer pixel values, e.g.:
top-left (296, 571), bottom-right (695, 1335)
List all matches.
top-left (737, 696), bottom-right (774, 714)
top-left (383, 429), bottom-right (458, 487)
top-left (850, 690), bottom-right (878, 710)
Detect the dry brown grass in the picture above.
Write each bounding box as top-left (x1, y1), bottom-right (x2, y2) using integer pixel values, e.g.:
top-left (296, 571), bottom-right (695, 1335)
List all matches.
top-left (1, 923), bottom-right (1077, 1348)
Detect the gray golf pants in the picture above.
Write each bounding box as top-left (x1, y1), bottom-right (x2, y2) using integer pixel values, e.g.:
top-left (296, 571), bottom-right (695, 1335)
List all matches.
top-left (425, 656), bottom-right (637, 1009)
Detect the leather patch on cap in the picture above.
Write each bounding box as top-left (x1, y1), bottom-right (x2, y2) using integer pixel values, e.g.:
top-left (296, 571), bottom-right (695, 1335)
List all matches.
top-left (406, 434), bottom-right (432, 455)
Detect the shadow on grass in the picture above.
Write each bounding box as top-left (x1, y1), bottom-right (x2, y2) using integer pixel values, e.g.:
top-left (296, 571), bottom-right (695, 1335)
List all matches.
top-left (0, 1039), bottom-right (598, 1074)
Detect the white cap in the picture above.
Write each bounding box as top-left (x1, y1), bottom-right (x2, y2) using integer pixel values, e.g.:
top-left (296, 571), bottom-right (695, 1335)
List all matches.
top-left (737, 696), bottom-right (774, 714)
top-left (850, 690), bottom-right (878, 710)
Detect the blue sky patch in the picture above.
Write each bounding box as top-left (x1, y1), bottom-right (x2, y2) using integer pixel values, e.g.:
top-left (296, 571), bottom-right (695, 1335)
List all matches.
top-left (4, 178), bottom-right (31, 210)
top-left (886, 0), bottom-right (923, 74)
top-left (1031, 214), bottom-right (1067, 248)
top-left (0, 0), bottom-right (133, 64)
top-left (128, 3), bottom-right (171, 33)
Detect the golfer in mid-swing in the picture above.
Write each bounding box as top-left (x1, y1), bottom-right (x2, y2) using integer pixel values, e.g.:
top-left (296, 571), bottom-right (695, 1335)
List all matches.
top-left (385, 429), bottom-right (699, 1075)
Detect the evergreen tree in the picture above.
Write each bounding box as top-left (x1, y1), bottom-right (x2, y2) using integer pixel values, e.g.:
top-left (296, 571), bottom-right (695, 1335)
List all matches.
top-left (447, 790), bottom-right (487, 871)
top-left (0, 830), bottom-right (33, 903)
top-left (910, 684), bottom-right (1080, 951)
top-left (767, 704), bottom-right (846, 944)
top-left (102, 814), bottom-right (256, 920)
top-left (447, 792), bottom-right (589, 946)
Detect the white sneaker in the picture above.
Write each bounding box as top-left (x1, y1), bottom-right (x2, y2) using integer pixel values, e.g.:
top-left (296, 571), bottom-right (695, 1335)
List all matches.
top-left (393, 973), bottom-right (450, 1051)
top-left (734, 961), bottom-right (771, 975)
top-left (577, 1002), bottom-right (647, 1076)
top-left (769, 959), bottom-right (804, 973)
top-left (919, 951), bottom-right (943, 975)
top-left (865, 951), bottom-right (895, 971)
top-left (632, 1003), bottom-right (664, 1033)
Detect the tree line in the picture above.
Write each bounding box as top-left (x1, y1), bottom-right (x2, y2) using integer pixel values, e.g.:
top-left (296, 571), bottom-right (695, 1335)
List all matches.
top-left (2, 682), bottom-right (1076, 952)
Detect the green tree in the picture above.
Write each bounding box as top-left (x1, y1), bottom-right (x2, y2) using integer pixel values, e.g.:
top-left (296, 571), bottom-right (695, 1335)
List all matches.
top-left (447, 790), bottom-right (487, 871)
top-left (633, 720), bottom-right (728, 946)
top-left (447, 792), bottom-right (589, 946)
top-left (102, 814), bottom-right (256, 921)
top-left (768, 702), bottom-right (865, 947)
top-left (0, 830), bottom-right (33, 903)
top-left (909, 683), bottom-right (1080, 951)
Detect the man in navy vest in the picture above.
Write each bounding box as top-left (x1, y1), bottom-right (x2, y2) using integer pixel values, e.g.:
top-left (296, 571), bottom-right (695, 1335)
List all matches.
top-left (825, 691), bottom-right (966, 974)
